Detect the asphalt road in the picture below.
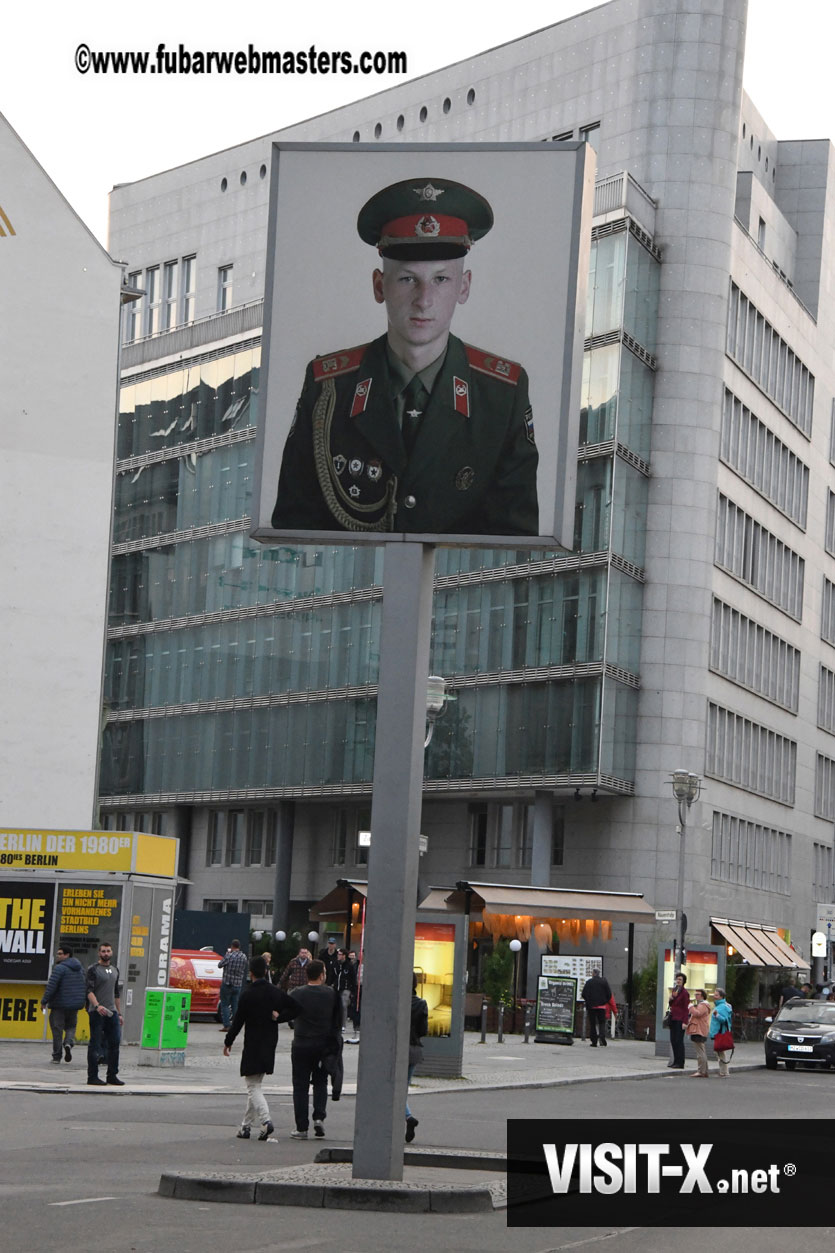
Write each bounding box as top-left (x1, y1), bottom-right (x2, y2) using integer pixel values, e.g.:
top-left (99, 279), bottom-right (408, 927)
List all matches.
top-left (2, 1069), bottom-right (833, 1252)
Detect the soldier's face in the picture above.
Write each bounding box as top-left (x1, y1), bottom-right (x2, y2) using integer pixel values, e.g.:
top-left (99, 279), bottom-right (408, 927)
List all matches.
top-left (373, 257), bottom-right (471, 353)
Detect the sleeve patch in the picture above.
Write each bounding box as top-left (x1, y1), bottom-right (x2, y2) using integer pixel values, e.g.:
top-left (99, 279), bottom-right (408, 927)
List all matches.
top-left (524, 406), bottom-right (535, 445)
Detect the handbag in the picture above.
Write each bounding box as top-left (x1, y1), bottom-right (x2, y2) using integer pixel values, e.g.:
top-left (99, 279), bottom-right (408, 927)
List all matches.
top-left (662, 1010), bottom-right (672, 1029)
top-left (713, 1027), bottom-right (734, 1051)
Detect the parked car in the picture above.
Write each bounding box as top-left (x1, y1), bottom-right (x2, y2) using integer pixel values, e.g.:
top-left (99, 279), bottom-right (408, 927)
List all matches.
top-left (763, 1000), bottom-right (835, 1070)
top-left (169, 948), bottom-right (223, 1019)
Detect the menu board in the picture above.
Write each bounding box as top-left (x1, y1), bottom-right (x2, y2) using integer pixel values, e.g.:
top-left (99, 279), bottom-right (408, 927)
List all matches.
top-left (535, 975), bottom-right (577, 1044)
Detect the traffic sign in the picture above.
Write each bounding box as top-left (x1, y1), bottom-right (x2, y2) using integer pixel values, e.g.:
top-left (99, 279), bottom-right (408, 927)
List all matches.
top-left (655, 910), bottom-right (677, 922)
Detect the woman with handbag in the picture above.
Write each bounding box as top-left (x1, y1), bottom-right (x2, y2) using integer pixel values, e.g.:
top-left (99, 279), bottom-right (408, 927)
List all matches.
top-left (686, 988), bottom-right (711, 1077)
top-left (709, 987), bottom-right (734, 1078)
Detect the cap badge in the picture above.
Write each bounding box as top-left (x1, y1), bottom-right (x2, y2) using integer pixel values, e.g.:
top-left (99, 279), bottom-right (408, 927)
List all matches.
top-left (415, 215), bottom-right (440, 238)
top-left (367, 460), bottom-right (382, 481)
top-left (349, 458), bottom-right (364, 476)
top-left (413, 183), bottom-right (444, 202)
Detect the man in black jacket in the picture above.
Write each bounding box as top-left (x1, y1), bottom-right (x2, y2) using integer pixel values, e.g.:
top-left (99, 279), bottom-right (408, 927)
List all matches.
top-left (581, 968), bottom-right (613, 1049)
top-left (288, 959), bottom-right (342, 1139)
top-left (223, 955), bottom-right (296, 1140)
top-left (41, 944), bottom-right (87, 1064)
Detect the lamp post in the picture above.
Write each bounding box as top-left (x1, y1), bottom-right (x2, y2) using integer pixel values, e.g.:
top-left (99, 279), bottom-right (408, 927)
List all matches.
top-left (669, 769), bottom-right (701, 976)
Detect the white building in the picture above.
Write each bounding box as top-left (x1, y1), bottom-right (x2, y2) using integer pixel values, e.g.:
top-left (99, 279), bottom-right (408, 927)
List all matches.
top-left (0, 114), bottom-right (123, 830)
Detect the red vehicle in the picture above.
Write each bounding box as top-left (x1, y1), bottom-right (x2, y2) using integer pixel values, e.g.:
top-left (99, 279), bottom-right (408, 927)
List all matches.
top-left (169, 948), bottom-right (223, 1018)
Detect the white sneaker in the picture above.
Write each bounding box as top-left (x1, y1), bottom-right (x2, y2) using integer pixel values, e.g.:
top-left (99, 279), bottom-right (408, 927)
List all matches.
top-left (290, 1129), bottom-right (308, 1139)
top-left (313, 1120), bottom-right (325, 1138)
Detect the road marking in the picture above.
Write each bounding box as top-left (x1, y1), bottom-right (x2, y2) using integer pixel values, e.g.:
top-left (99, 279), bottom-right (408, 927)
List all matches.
top-left (48, 1197), bottom-right (118, 1207)
top-left (539, 1229), bottom-right (642, 1251)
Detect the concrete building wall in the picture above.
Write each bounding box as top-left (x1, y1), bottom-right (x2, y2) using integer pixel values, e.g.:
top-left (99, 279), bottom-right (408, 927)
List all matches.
top-left (0, 114), bottom-right (122, 829)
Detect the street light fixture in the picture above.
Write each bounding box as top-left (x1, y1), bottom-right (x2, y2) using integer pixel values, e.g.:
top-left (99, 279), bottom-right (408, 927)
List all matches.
top-left (669, 769), bottom-right (701, 976)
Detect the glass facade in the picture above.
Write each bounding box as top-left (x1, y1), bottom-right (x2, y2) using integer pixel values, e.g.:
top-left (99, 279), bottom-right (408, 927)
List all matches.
top-left (100, 213), bottom-right (658, 805)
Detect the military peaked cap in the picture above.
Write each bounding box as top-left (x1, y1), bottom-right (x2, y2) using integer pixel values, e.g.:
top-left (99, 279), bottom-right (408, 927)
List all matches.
top-left (357, 177), bottom-right (494, 259)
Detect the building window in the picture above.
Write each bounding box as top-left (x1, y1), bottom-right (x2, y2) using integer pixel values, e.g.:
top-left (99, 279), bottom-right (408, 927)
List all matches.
top-left (710, 811), bottom-right (791, 894)
top-left (162, 260), bottom-right (178, 330)
top-left (726, 281), bottom-right (814, 437)
top-left (226, 809), bottom-right (244, 864)
top-left (494, 804), bottom-right (513, 869)
top-left (182, 255), bottom-right (196, 323)
top-left (709, 598), bottom-right (800, 712)
top-left (207, 811), bottom-right (222, 866)
top-left (815, 754), bottom-right (835, 821)
top-left (813, 841), bottom-right (835, 902)
top-left (469, 805), bottom-right (488, 867)
top-left (145, 266), bottom-right (160, 336)
top-left (265, 810), bottom-right (277, 866)
top-left (714, 494), bottom-right (804, 620)
top-left (116, 813), bottom-right (128, 832)
top-left (125, 271), bottom-right (142, 342)
top-left (246, 810), bottom-right (263, 866)
top-left (551, 810), bottom-right (565, 866)
top-left (517, 806), bottom-right (533, 869)
top-left (706, 703), bottom-right (796, 805)
top-left (757, 217), bottom-right (766, 250)
top-left (823, 578), bottom-right (835, 648)
top-left (720, 388), bottom-right (808, 528)
top-left (333, 811), bottom-right (347, 866)
top-left (242, 898), bottom-right (272, 915)
top-left (354, 808), bottom-right (371, 866)
top-left (204, 898), bottom-right (238, 912)
top-left (580, 121), bottom-right (601, 152)
top-left (217, 264), bottom-right (233, 312)
top-left (150, 811), bottom-right (164, 835)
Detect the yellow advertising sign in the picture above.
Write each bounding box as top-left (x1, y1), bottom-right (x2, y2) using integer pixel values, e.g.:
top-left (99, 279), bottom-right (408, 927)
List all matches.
top-left (0, 984), bottom-right (91, 1042)
top-left (0, 829), bottom-right (177, 878)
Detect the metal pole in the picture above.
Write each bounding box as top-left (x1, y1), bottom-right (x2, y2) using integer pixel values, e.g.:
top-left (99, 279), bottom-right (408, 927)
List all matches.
top-left (497, 1003), bottom-right (504, 1043)
top-left (523, 1001), bottom-right (533, 1043)
top-left (675, 799), bottom-right (687, 976)
top-left (352, 542), bottom-right (435, 1182)
top-left (480, 998), bottom-right (487, 1043)
top-left (626, 922), bottom-right (635, 1024)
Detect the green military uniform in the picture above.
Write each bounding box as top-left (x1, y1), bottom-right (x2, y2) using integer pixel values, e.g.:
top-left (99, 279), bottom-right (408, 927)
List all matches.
top-left (271, 332), bottom-right (538, 535)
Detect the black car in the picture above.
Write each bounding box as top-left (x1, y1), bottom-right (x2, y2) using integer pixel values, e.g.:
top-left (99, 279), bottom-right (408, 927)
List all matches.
top-left (764, 999), bottom-right (835, 1070)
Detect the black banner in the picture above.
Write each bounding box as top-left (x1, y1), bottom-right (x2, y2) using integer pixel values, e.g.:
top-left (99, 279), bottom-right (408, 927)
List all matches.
top-left (0, 881), bottom-right (55, 981)
top-left (508, 1119), bottom-right (835, 1225)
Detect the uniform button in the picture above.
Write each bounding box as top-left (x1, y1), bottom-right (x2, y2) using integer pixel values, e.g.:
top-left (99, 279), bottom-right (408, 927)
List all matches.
top-left (403, 495), bottom-right (417, 509)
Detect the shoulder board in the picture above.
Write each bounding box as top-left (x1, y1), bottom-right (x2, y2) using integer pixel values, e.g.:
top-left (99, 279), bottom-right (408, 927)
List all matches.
top-left (312, 344), bottom-right (369, 382)
top-left (464, 344), bottom-right (521, 385)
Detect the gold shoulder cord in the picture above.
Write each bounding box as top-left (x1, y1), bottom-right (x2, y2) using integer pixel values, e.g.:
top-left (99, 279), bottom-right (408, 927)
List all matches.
top-left (311, 378), bottom-right (397, 532)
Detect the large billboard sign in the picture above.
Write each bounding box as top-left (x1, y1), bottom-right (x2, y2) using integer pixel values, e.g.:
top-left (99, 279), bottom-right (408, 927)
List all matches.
top-left (252, 142), bottom-right (593, 550)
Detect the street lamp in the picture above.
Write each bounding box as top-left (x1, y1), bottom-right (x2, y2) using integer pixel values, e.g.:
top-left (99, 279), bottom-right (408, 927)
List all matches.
top-left (424, 675), bottom-right (449, 748)
top-left (669, 769), bottom-right (701, 976)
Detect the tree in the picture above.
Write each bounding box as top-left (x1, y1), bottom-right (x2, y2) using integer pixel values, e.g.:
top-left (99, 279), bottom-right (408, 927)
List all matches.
top-left (482, 939), bottom-right (515, 1009)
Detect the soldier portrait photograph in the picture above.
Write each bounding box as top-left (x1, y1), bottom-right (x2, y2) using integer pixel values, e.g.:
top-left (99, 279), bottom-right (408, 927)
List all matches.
top-left (255, 144), bottom-right (591, 547)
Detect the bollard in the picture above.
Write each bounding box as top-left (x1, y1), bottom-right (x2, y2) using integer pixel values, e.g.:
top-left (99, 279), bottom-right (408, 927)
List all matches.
top-left (497, 1003), bottom-right (504, 1043)
top-left (480, 997), bottom-right (488, 1043)
top-left (523, 1001), bottom-right (533, 1044)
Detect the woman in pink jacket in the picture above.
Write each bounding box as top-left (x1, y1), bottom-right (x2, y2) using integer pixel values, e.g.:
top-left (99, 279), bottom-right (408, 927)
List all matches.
top-left (686, 988), bottom-right (711, 1077)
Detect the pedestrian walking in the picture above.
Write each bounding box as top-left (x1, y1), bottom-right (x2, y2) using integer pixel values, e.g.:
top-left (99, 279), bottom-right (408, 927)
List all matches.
top-left (406, 972), bottom-right (428, 1143)
top-left (85, 942), bottom-right (124, 1086)
top-left (321, 938), bottom-right (340, 989)
top-left (581, 967), bottom-right (612, 1048)
top-left (667, 972), bottom-right (690, 1069)
top-left (335, 948), bottom-right (356, 1031)
top-left (217, 939), bottom-right (249, 1031)
top-left (41, 944), bottom-right (87, 1064)
top-left (288, 959), bottom-right (341, 1139)
top-left (278, 946), bottom-right (312, 993)
top-left (223, 955), bottom-right (297, 1140)
top-left (709, 987), bottom-right (734, 1078)
top-left (686, 988), bottom-right (710, 1078)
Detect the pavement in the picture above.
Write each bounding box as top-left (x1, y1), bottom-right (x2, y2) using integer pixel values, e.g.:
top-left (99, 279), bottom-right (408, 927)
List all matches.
top-left (0, 1023), bottom-right (767, 1212)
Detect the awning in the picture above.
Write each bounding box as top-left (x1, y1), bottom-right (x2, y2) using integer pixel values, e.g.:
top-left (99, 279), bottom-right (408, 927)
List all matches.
top-left (711, 918), bottom-right (810, 970)
top-left (447, 880), bottom-right (657, 926)
top-left (309, 879), bottom-right (367, 922)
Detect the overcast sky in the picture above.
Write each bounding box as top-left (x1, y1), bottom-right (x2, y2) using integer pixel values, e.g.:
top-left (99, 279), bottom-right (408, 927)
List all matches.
top-left (2, 1), bottom-right (833, 246)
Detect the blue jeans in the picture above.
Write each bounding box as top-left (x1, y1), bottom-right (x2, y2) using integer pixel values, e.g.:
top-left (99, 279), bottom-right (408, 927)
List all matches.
top-left (87, 1009), bottom-right (121, 1080)
top-left (219, 982), bottom-right (241, 1029)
